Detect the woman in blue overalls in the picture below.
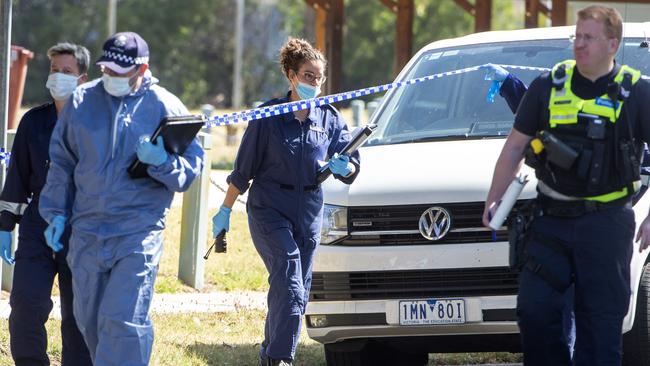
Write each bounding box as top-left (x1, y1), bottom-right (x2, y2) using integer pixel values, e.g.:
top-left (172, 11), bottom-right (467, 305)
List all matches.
top-left (212, 38), bottom-right (361, 366)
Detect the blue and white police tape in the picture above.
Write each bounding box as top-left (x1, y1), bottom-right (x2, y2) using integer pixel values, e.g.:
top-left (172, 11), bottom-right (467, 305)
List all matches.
top-left (1, 64), bottom-right (647, 165)
top-left (0, 148), bottom-right (9, 165)
top-left (205, 63), bottom-right (552, 128)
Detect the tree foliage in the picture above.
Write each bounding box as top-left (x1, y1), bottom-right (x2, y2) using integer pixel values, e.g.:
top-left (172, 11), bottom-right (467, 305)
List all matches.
top-left (11, 0), bottom-right (519, 108)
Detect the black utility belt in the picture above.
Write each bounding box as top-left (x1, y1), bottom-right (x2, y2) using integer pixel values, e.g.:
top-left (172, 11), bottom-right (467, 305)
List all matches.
top-left (537, 194), bottom-right (631, 218)
top-left (279, 183), bottom-right (320, 192)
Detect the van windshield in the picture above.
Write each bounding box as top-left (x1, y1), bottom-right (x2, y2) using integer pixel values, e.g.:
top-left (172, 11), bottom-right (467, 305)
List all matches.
top-left (366, 38), bottom-right (650, 146)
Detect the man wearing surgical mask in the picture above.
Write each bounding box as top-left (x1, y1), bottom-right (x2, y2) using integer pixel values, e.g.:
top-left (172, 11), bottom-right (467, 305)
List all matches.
top-left (39, 32), bottom-right (204, 366)
top-left (0, 42), bottom-right (92, 365)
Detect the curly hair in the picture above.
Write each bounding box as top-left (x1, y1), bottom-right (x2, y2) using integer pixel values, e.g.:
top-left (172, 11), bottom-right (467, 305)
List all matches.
top-left (279, 37), bottom-right (327, 77)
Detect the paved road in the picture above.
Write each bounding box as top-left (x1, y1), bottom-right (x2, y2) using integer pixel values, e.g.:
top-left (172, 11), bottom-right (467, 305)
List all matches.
top-left (0, 290), bottom-right (267, 320)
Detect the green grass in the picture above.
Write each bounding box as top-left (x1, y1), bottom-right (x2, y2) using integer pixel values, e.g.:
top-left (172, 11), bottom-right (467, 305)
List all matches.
top-left (48, 206), bottom-right (268, 296)
top-left (0, 312), bottom-right (521, 365)
top-left (156, 208), bottom-right (269, 294)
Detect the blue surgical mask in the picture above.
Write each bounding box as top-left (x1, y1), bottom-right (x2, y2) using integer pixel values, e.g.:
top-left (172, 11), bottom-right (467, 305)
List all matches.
top-left (296, 81), bottom-right (321, 100)
top-left (102, 74), bottom-right (133, 97)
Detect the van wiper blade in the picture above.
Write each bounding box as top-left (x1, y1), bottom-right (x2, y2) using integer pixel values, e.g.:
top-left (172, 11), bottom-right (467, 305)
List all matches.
top-left (369, 134), bottom-right (500, 146)
top-left (405, 135), bottom-right (470, 143)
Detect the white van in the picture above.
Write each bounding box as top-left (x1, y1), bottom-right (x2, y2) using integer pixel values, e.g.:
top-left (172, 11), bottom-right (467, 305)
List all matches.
top-left (307, 24), bottom-right (650, 366)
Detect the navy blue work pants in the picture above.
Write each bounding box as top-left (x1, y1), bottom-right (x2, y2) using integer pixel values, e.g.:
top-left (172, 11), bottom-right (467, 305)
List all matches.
top-left (9, 225), bottom-right (91, 366)
top-left (249, 216), bottom-right (318, 361)
top-left (517, 206), bottom-right (634, 366)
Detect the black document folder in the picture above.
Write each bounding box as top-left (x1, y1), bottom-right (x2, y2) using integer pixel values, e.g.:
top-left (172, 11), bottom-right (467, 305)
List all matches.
top-left (128, 115), bottom-right (206, 179)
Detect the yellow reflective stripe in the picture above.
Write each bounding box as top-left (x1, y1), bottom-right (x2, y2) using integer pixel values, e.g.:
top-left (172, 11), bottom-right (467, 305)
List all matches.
top-left (584, 181), bottom-right (641, 202)
top-left (549, 114), bottom-right (578, 127)
top-left (615, 66), bottom-right (641, 84)
top-left (585, 188), bottom-right (628, 202)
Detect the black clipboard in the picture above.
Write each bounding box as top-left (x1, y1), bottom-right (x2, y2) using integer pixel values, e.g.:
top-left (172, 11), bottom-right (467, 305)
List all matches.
top-left (128, 115), bottom-right (206, 179)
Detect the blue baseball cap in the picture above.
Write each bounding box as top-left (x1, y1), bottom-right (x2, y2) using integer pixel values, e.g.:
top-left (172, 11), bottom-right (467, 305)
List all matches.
top-left (96, 31), bottom-right (149, 74)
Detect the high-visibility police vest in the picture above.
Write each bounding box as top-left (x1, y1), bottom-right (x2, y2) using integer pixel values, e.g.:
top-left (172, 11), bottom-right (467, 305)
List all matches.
top-left (535, 59), bottom-right (642, 202)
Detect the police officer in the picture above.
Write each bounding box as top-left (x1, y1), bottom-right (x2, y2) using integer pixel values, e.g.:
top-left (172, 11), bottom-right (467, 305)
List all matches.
top-left (483, 5), bottom-right (650, 365)
top-left (0, 43), bottom-right (92, 365)
top-left (211, 38), bottom-right (361, 366)
top-left (39, 32), bottom-right (204, 366)
top-left (482, 63), bottom-right (577, 360)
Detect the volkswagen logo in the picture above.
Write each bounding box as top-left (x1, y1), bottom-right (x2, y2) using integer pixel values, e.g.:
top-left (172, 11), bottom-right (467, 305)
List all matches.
top-left (418, 206), bottom-right (451, 240)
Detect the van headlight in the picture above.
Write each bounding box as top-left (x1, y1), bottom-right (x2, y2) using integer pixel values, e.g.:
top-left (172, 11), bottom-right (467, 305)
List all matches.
top-left (320, 204), bottom-right (348, 244)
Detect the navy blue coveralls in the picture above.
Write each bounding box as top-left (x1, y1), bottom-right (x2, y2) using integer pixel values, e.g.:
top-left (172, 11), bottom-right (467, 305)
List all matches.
top-left (228, 92), bottom-right (360, 361)
top-left (0, 103), bottom-right (91, 365)
top-left (512, 64), bottom-right (650, 365)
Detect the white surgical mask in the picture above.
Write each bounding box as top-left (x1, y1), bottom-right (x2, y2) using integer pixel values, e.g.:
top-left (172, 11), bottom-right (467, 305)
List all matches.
top-left (102, 74), bottom-right (133, 97)
top-left (45, 72), bottom-right (80, 101)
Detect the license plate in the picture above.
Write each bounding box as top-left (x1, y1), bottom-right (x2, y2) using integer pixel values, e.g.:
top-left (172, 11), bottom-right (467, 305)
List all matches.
top-left (399, 299), bottom-right (466, 325)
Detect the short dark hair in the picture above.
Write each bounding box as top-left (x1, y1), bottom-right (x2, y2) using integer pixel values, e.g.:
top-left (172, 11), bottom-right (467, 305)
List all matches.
top-left (279, 37), bottom-right (327, 77)
top-left (577, 5), bottom-right (623, 44)
top-left (47, 42), bottom-right (91, 75)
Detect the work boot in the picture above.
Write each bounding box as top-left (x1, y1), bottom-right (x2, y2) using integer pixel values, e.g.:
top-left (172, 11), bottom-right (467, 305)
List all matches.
top-left (265, 358), bottom-right (292, 366)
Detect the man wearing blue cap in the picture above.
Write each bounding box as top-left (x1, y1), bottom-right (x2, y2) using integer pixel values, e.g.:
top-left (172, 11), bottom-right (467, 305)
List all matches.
top-left (39, 31), bottom-right (204, 365)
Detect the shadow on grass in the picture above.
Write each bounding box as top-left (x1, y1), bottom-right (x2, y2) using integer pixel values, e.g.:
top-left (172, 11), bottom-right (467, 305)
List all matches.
top-left (185, 341), bottom-right (326, 366)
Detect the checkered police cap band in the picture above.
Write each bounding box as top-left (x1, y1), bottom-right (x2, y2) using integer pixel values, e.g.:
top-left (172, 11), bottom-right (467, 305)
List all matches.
top-left (101, 50), bottom-right (149, 65)
top-left (96, 32), bottom-right (149, 69)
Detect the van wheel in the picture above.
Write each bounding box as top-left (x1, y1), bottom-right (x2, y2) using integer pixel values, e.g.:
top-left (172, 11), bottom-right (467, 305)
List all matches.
top-left (623, 262), bottom-right (650, 366)
top-left (324, 340), bottom-right (428, 366)
top-left (324, 340), bottom-right (370, 366)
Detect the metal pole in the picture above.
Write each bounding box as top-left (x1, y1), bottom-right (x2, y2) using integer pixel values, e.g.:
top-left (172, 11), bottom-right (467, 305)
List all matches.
top-left (108, 0), bottom-right (117, 37)
top-left (178, 133), bottom-right (212, 289)
top-left (232, 0), bottom-right (244, 108)
top-left (0, 0), bottom-right (11, 291)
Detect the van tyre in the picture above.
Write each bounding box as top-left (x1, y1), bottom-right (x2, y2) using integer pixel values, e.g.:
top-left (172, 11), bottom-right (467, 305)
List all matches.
top-left (623, 262), bottom-right (650, 366)
top-left (324, 340), bottom-right (428, 366)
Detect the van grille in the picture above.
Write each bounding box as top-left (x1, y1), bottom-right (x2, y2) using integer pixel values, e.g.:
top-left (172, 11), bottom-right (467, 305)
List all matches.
top-left (310, 267), bottom-right (520, 301)
top-left (339, 201), bottom-right (532, 246)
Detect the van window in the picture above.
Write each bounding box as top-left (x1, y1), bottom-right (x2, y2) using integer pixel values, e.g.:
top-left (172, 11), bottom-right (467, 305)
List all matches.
top-left (366, 38), bottom-right (649, 146)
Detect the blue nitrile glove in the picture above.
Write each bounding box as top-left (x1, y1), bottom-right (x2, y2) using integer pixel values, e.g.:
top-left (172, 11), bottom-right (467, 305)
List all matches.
top-left (44, 215), bottom-right (66, 252)
top-left (328, 153), bottom-right (353, 177)
top-left (136, 135), bottom-right (169, 167)
top-left (479, 64), bottom-right (509, 103)
top-left (0, 231), bottom-right (14, 265)
top-left (212, 205), bottom-right (232, 237)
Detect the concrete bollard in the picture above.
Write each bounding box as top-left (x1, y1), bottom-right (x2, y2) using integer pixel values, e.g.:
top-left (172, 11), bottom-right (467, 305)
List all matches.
top-left (367, 100), bottom-right (380, 122)
top-left (201, 104), bottom-right (214, 133)
top-left (200, 104), bottom-right (215, 118)
top-left (351, 99), bottom-right (365, 127)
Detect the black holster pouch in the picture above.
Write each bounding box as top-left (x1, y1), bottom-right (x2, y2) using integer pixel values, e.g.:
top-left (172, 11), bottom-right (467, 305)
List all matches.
top-left (619, 140), bottom-right (641, 183)
top-left (538, 131), bottom-right (579, 171)
top-left (507, 209), bottom-right (534, 270)
top-left (524, 144), bottom-right (542, 170)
